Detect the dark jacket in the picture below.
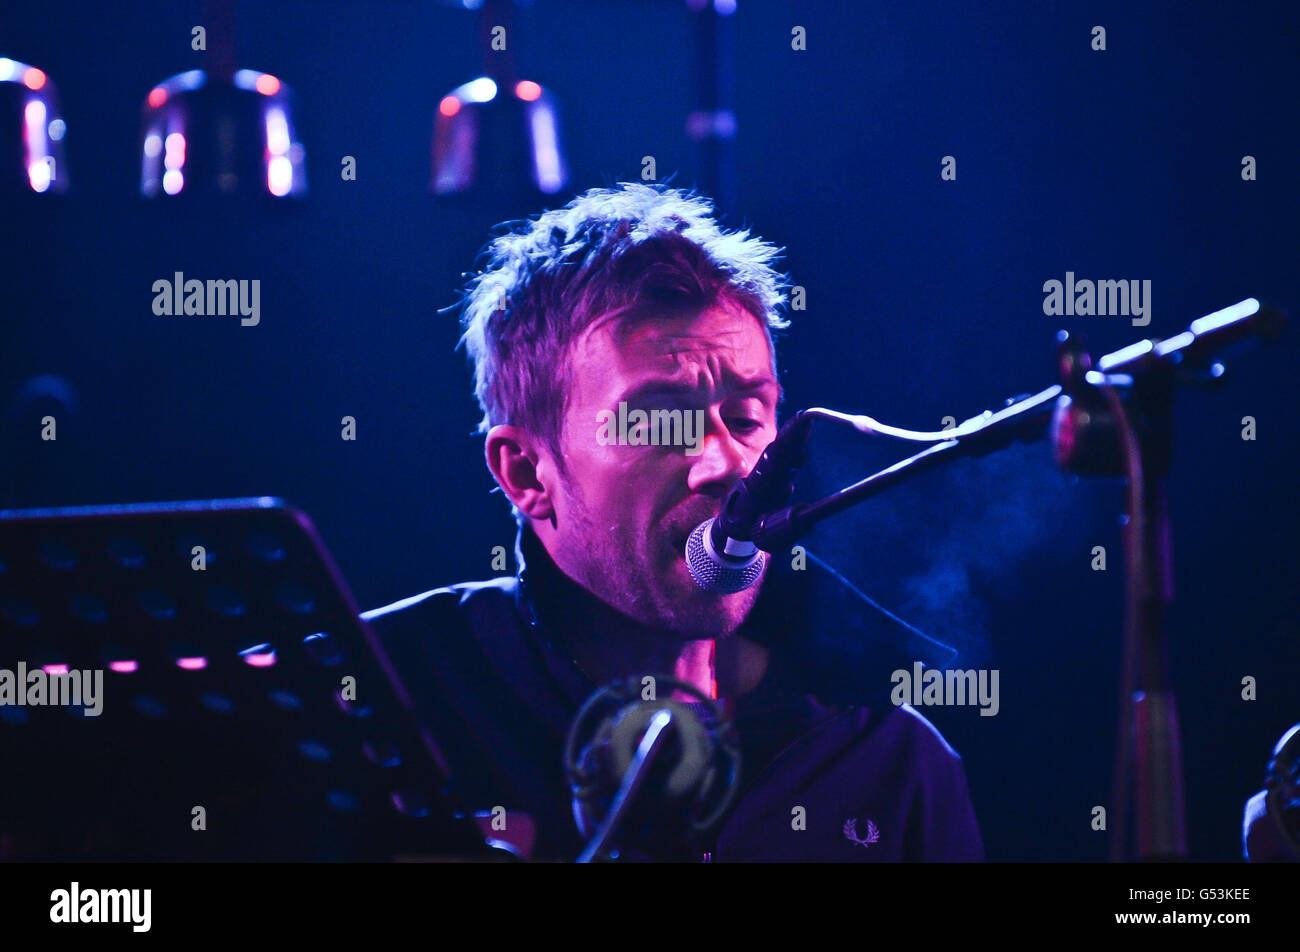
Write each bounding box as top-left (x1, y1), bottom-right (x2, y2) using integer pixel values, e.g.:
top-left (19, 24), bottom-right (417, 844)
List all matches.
top-left (362, 526), bottom-right (985, 862)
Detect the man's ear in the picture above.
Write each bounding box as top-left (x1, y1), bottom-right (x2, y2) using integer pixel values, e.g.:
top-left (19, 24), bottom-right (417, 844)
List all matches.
top-left (485, 425), bottom-right (556, 522)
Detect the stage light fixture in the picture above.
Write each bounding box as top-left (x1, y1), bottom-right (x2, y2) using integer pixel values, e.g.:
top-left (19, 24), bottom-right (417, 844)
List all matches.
top-left (430, 0), bottom-right (566, 196)
top-left (432, 74), bottom-right (566, 196)
top-left (139, 67), bottom-right (306, 199)
top-left (0, 57), bottom-right (69, 194)
top-left (139, 0), bottom-right (305, 199)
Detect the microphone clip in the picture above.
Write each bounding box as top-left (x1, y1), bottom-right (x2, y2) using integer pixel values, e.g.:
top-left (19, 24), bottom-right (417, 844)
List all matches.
top-left (715, 409), bottom-right (814, 545)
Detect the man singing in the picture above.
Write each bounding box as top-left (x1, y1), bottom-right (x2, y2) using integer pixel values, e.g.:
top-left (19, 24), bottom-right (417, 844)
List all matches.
top-left (363, 182), bottom-right (984, 862)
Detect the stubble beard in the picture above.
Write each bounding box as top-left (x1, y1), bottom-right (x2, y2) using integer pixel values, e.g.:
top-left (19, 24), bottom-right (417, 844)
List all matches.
top-left (558, 479), bottom-right (763, 641)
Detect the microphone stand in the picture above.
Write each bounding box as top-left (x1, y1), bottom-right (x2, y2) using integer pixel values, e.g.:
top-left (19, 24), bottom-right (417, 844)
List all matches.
top-left (576, 709), bottom-right (675, 864)
top-left (749, 298), bottom-right (1284, 862)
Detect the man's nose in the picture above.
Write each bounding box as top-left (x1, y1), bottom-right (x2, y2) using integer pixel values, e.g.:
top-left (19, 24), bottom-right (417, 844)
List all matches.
top-left (686, 411), bottom-right (751, 497)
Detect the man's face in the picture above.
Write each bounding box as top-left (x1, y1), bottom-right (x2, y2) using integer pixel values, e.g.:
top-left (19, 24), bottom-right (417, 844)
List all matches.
top-left (543, 298), bottom-right (781, 639)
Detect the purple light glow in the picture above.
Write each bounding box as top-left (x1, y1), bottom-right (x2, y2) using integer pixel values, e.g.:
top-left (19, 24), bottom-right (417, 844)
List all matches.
top-left (529, 102), bottom-right (563, 193)
top-left (239, 643), bottom-right (277, 667)
top-left (267, 155), bottom-right (292, 196)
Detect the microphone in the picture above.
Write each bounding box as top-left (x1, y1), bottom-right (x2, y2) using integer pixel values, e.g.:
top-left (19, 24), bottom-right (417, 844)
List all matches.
top-left (686, 411), bottom-right (814, 594)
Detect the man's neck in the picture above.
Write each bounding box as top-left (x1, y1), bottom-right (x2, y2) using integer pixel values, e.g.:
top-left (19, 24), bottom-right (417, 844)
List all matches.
top-left (555, 598), bottom-right (770, 704)
top-left (561, 617), bottom-right (714, 700)
top-left (520, 528), bottom-right (767, 701)
top-left (672, 639), bottom-right (717, 700)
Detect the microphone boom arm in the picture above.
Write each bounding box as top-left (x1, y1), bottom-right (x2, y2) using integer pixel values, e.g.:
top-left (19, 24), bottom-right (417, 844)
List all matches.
top-left (751, 386), bottom-right (1061, 553)
top-left (750, 298), bottom-right (1283, 555)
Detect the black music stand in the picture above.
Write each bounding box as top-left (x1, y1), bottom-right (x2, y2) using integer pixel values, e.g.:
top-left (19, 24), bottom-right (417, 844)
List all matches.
top-left (0, 497), bottom-right (493, 861)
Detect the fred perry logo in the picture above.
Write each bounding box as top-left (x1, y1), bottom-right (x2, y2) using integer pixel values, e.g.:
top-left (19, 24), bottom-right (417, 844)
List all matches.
top-left (843, 817), bottom-right (880, 848)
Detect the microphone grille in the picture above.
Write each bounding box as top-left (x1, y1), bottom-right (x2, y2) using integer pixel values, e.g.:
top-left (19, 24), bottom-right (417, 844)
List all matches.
top-left (685, 521), bottom-right (765, 594)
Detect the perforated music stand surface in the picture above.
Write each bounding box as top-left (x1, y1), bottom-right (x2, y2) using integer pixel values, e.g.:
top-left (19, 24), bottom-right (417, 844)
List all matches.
top-left (0, 497), bottom-right (491, 861)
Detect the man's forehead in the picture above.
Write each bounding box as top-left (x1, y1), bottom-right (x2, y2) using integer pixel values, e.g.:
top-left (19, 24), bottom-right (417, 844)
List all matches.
top-left (571, 302), bottom-right (777, 394)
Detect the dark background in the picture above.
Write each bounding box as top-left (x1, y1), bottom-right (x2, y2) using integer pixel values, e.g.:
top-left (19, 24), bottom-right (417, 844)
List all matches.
top-left (1, 0), bottom-right (1296, 861)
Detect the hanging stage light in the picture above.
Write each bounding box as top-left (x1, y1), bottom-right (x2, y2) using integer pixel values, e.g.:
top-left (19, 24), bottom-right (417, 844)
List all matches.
top-left (0, 57), bottom-right (69, 194)
top-left (431, 75), bottom-right (566, 196)
top-left (430, 0), bottom-right (566, 197)
top-left (139, 66), bottom-right (306, 199)
top-left (139, 0), bottom-right (304, 200)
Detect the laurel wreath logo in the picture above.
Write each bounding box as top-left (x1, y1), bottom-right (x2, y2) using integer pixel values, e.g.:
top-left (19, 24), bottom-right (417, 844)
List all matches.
top-left (842, 817), bottom-right (880, 848)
